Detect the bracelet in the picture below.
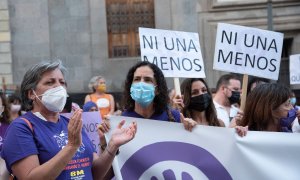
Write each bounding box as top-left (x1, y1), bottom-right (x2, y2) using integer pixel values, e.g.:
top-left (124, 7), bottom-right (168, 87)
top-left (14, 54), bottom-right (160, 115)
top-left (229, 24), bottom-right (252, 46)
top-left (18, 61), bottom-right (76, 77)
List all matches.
top-left (105, 146), bottom-right (120, 156)
top-left (106, 147), bottom-right (114, 156)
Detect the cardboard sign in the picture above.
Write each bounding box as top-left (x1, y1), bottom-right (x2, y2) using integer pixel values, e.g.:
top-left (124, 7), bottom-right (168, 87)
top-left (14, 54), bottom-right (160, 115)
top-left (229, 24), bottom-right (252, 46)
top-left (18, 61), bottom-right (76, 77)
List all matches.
top-left (290, 54), bottom-right (300, 84)
top-left (213, 23), bottom-right (283, 80)
top-left (61, 112), bottom-right (102, 153)
top-left (139, 27), bottom-right (205, 78)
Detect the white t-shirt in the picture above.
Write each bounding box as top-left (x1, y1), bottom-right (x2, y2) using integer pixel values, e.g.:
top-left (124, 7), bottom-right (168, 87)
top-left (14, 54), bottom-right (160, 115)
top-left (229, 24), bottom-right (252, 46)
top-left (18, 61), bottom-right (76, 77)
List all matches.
top-left (214, 101), bottom-right (239, 127)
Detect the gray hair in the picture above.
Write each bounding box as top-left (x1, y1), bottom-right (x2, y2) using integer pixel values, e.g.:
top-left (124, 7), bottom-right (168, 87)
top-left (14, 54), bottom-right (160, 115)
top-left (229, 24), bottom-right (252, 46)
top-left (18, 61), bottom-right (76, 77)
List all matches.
top-left (21, 60), bottom-right (67, 110)
top-left (88, 75), bottom-right (104, 92)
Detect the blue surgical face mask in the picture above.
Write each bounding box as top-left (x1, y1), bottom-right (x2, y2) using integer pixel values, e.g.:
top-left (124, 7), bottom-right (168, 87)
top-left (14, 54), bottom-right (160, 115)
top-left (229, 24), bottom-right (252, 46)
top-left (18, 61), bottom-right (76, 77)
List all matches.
top-left (130, 82), bottom-right (155, 108)
top-left (290, 97), bottom-right (296, 106)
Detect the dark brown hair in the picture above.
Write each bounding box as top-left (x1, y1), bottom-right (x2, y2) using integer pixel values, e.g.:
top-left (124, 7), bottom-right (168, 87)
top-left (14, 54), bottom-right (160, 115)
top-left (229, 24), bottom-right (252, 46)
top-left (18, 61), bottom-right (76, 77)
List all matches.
top-left (216, 74), bottom-right (240, 91)
top-left (239, 83), bottom-right (291, 131)
top-left (122, 61), bottom-right (169, 114)
top-left (181, 78), bottom-right (221, 126)
top-left (0, 92), bottom-right (11, 124)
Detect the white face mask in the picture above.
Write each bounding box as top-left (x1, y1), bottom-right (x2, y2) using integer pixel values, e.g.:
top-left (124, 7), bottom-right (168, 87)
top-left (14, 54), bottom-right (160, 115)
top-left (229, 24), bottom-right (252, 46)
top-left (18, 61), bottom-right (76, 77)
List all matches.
top-left (34, 86), bottom-right (67, 112)
top-left (11, 104), bottom-right (21, 112)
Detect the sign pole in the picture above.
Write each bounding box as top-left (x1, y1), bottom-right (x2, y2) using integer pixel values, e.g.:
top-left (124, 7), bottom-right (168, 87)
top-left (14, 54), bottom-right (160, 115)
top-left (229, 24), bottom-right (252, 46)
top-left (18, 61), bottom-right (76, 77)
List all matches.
top-left (173, 77), bottom-right (181, 96)
top-left (240, 74), bottom-right (248, 111)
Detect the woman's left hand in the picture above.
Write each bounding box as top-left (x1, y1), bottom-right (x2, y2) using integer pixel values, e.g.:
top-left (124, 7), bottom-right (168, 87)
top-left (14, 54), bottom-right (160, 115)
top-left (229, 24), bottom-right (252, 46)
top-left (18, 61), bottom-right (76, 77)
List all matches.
top-left (109, 120), bottom-right (137, 149)
top-left (180, 113), bottom-right (197, 132)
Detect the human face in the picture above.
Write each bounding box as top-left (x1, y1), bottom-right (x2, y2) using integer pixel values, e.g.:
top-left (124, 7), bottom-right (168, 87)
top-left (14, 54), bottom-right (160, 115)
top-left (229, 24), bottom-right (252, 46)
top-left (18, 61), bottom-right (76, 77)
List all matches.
top-left (274, 98), bottom-right (293, 119)
top-left (97, 78), bottom-right (106, 85)
top-left (225, 79), bottom-right (241, 96)
top-left (133, 66), bottom-right (157, 86)
top-left (30, 68), bottom-right (66, 100)
top-left (191, 80), bottom-right (208, 97)
top-left (89, 107), bottom-right (98, 112)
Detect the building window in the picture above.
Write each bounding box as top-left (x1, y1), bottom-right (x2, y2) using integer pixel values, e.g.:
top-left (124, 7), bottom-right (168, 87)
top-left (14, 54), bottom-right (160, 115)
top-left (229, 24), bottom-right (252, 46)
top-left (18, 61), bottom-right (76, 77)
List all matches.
top-left (106, 0), bottom-right (155, 58)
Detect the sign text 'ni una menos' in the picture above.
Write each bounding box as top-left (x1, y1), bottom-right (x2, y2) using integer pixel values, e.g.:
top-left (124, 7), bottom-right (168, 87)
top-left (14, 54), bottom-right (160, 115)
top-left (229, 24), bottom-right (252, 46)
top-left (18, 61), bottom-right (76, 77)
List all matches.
top-left (213, 23), bottom-right (283, 80)
top-left (139, 27), bottom-right (205, 78)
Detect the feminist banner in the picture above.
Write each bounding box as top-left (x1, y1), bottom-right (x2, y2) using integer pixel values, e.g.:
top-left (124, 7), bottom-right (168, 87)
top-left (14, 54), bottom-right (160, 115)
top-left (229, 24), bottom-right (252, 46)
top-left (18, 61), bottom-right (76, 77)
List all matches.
top-left (106, 116), bottom-right (300, 180)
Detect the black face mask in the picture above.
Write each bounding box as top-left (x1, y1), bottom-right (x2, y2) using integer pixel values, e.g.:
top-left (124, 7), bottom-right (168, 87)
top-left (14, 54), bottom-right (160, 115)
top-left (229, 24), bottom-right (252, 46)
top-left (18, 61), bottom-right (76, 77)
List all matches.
top-left (189, 93), bottom-right (211, 112)
top-left (228, 91), bottom-right (240, 104)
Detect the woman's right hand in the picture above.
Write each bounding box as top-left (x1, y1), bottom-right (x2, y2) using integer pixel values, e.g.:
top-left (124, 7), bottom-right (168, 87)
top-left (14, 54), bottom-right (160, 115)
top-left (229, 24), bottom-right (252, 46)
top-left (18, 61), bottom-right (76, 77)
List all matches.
top-left (67, 109), bottom-right (83, 148)
top-left (170, 94), bottom-right (184, 111)
top-left (98, 118), bottom-right (111, 138)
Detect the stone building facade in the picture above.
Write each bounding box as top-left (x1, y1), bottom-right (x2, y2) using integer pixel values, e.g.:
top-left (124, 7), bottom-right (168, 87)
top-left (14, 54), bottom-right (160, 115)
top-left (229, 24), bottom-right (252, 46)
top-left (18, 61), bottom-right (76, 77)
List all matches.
top-left (1, 0), bottom-right (300, 104)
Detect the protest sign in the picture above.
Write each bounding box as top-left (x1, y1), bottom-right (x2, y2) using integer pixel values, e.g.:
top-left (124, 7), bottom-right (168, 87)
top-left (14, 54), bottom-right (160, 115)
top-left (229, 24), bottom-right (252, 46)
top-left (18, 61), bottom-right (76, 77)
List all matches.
top-left (213, 23), bottom-right (283, 80)
top-left (61, 112), bottom-right (101, 153)
top-left (290, 54), bottom-right (300, 84)
top-left (106, 116), bottom-right (300, 180)
top-left (139, 27), bottom-right (205, 78)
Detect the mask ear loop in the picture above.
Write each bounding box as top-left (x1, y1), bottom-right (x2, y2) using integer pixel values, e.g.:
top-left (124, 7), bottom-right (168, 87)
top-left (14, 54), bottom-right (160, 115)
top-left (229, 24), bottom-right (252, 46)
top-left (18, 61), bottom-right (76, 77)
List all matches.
top-left (31, 89), bottom-right (43, 102)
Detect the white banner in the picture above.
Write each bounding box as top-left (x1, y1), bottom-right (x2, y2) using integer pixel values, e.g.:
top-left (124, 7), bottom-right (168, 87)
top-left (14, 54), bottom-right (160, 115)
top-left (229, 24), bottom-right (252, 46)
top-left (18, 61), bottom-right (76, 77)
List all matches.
top-left (213, 23), bottom-right (283, 80)
top-left (106, 116), bottom-right (300, 180)
top-left (61, 112), bottom-right (102, 153)
top-left (290, 54), bottom-right (300, 85)
top-left (139, 27), bottom-right (205, 78)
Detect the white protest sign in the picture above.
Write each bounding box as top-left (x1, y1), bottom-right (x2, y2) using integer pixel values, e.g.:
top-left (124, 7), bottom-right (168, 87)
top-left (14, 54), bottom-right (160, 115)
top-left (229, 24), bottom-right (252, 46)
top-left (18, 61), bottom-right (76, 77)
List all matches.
top-left (61, 112), bottom-right (102, 154)
top-left (213, 23), bottom-right (283, 80)
top-left (290, 54), bottom-right (300, 84)
top-left (139, 27), bottom-right (205, 78)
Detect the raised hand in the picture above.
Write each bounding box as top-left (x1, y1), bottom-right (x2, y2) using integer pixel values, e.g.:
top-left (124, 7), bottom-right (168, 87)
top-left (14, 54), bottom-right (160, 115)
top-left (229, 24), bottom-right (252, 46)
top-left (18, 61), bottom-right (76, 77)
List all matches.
top-left (109, 120), bottom-right (137, 149)
top-left (67, 109), bottom-right (83, 148)
top-left (180, 113), bottom-right (197, 132)
top-left (172, 94), bottom-right (185, 110)
top-left (98, 119), bottom-right (111, 138)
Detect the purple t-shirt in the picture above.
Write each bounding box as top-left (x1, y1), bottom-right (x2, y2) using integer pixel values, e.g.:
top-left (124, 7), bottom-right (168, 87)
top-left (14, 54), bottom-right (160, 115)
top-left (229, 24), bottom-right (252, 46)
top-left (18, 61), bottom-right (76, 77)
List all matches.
top-left (0, 122), bottom-right (9, 152)
top-left (121, 109), bottom-right (181, 122)
top-left (1, 112), bottom-right (95, 180)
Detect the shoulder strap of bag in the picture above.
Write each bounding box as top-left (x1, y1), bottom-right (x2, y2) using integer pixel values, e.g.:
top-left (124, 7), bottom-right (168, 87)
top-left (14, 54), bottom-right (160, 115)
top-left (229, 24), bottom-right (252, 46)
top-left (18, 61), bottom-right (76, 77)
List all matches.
top-left (9, 118), bottom-right (34, 180)
top-left (20, 118), bottom-right (33, 132)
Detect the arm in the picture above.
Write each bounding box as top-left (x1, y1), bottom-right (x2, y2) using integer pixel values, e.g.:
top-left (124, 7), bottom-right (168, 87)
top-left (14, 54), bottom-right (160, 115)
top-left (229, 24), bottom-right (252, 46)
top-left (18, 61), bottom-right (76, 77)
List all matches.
top-left (12, 146), bottom-right (78, 180)
top-left (84, 94), bottom-right (91, 104)
top-left (92, 120), bottom-right (137, 179)
top-left (218, 119), bottom-right (225, 127)
top-left (171, 94), bottom-right (184, 111)
top-left (229, 110), bottom-right (244, 128)
top-left (11, 109), bottom-right (83, 180)
top-left (109, 94), bottom-right (115, 115)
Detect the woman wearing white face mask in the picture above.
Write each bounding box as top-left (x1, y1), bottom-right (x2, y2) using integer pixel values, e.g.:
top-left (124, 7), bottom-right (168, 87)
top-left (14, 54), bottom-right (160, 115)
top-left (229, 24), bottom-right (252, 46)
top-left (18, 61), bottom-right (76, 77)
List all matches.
top-left (1, 61), bottom-right (137, 180)
top-left (8, 94), bottom-right (22, 121)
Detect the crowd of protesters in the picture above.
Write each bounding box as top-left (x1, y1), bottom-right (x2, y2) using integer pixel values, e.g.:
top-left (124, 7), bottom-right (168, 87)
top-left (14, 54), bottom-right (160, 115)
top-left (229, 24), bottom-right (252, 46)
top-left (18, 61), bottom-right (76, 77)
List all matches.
top-left (0, 60), bottom-right (299, 179)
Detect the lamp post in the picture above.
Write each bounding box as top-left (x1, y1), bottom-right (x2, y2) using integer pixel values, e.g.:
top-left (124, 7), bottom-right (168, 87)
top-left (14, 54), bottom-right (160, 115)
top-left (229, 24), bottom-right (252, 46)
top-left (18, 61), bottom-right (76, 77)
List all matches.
top-left (267, 0), bottom-right (273, 31)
